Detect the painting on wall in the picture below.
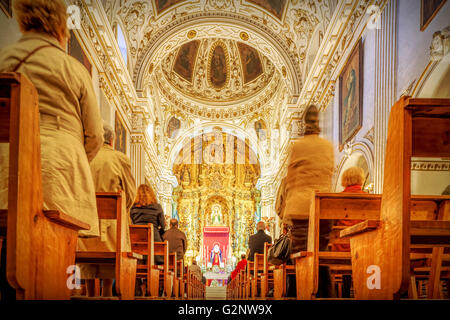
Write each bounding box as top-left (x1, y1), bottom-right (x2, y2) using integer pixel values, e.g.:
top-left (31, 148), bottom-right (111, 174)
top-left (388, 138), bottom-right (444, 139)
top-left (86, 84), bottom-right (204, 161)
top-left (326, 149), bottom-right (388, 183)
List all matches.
top-left (421, 0), bottom-right (446, 31)
top-left (0, 0), bottom-right (12, 18)
top-left (254, 120), bottom-right (267, 141)
top-left (174, 40), bottom-right (200, 82)
top-left (238, 42), bottom-right (263, 83)
top-left (339, 39), bottom-right (363, 151)
top-left (68, 31), bottom-right (92, 75)
top-left (209, 43), bottom-right (228, 88)
top-left (167, 116), bottom-right (181, 139)
top-left (115, 112), bottom-right (127, 154)
top-left (154, 0), bottom-right (185, 14)
top-left (248, 0), bottom-right (287, 20)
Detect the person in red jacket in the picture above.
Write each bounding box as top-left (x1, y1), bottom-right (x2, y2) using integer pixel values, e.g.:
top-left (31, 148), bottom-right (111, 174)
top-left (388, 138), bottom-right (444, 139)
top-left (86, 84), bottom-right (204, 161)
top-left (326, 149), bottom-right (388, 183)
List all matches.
top-left (231, 254), bottom-right (247, 280)
top-left (335, 166), bottom-right (367, 298)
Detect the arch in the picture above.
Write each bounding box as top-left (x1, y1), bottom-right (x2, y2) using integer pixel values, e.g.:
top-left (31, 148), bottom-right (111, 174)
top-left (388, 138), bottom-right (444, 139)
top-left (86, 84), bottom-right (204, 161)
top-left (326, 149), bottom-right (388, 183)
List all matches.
top-left (334, 141), bottom-right (374, 192)
top-left (413, 57), bottom-right (450, 98)
top-left (168, 122), bottom-right (268, 171)
top-left (133, 12), bottom-right (302, 98)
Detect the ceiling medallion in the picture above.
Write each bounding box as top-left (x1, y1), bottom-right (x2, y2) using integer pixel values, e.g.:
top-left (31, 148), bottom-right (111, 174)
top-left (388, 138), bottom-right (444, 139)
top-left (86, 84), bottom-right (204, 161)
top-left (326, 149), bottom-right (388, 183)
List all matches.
top-left (240, 32), bottom-right (249, 41)
top-left (207, 41), bottom-right (230, 90)
top-left (187, 30), bottom-right (197, 39)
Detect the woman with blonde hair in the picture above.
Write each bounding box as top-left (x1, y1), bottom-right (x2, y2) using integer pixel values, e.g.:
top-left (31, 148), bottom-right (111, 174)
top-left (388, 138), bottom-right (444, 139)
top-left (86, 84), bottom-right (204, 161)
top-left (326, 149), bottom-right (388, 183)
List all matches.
top-left (130, 184), bottom-right (166, 242)
top-left (131, 184), bottom-right (165, 294)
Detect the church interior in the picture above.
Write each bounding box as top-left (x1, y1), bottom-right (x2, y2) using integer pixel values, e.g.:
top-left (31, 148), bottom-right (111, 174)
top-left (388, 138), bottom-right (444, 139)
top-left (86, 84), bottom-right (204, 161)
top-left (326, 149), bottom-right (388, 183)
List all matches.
top-left (0, 0), bottom-right (449, 302)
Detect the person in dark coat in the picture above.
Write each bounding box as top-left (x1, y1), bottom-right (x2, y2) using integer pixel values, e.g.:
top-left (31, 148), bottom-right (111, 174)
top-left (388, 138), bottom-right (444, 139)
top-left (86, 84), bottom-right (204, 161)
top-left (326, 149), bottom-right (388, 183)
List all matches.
top-left (163, 219), bottom-right (187, 261)
top-left (247, 221), bottom-right (272, 261)
top-left (130, 184), bottom-right (166, 242)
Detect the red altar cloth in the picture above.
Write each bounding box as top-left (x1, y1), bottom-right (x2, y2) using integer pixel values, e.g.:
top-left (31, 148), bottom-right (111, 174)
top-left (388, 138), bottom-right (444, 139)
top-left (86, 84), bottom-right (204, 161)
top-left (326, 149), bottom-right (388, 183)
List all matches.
top-left (203, 226), bottom-right (229, 268)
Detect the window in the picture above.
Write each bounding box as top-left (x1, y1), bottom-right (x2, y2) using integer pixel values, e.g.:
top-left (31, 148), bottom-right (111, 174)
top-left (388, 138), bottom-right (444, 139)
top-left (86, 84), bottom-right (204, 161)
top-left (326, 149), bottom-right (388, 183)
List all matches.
top-left (116, 24), bottom-right (127, 66)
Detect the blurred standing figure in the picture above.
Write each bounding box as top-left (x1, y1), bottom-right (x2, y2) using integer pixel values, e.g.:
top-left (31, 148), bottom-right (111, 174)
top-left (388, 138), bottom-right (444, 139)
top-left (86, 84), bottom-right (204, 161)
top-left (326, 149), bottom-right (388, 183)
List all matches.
top-left (276, 105), bottom-right (335, 298)
top-left (77, 123), bottom-right (136, 297)
top-left (0, 0), bottom-right (104, 234)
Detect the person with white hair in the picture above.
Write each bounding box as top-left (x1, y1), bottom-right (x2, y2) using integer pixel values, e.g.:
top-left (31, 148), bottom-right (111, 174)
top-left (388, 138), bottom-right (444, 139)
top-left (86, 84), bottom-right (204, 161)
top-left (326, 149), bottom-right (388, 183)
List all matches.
top-left (77, 122), bottom-right (136, 297)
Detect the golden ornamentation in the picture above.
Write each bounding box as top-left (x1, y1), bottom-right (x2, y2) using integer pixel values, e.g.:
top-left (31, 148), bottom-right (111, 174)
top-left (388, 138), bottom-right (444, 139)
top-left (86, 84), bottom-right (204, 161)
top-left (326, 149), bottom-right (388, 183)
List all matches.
top-left (173, 132), bottom-right (260, 263)
top-left (187, 30), bottom-right (197, 39)
top-left (240, 31), bottom-right (249, 41)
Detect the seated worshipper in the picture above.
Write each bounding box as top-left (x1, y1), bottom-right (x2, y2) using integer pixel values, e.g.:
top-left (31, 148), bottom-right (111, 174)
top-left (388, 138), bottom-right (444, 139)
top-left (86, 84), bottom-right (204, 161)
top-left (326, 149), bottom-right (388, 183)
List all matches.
top-left (231, 254), bottom-right (247, 281)
top-left (0, 0), bottom-right (103, 299)
top-left (247, 221), bottom-right (272, 262)
top-left (163, 219), bottom-right (187, 261)
top-left (277, 105), bottom-right (335, 298)
top-left (77, 123), bottom-right (136, 297)
top-left (334, 167), bottom-right (367, 251)
top-left (334, 167), bottom-right (367, 298)
top-left (130, 184), bottom-right (166, 264)
top-left (188, 259), bottom-right (202, 281)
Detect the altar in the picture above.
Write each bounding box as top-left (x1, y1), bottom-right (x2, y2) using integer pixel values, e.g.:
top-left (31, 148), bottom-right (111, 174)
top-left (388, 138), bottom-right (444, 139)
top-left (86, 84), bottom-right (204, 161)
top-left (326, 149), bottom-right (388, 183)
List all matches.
top-left (202, 226), bottom-right (230, 269)
top-left (201, 226), bottom-right (230, 287)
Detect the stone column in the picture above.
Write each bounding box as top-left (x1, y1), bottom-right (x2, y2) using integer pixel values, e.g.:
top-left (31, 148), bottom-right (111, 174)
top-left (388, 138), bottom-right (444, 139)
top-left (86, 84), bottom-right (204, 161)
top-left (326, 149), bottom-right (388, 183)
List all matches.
top-left (374, 0), bottom-right (397, 193)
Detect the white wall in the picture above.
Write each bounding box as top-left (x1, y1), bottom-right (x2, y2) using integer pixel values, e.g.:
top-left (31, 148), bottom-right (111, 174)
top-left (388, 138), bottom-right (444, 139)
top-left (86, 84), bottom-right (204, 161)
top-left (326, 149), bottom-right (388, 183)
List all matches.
top-left (397, 0), bottom-right (450, 98)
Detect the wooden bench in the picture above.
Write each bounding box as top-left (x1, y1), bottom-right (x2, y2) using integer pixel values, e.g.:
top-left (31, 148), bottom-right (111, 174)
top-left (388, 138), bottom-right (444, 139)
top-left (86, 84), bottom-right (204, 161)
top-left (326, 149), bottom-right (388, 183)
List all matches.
top-left (129, 223), bottom-right (160, 298)
top-left (292, 193), bottom-right (381, 299)
top-left (341, 97), bottom-right (450, 299)
top-left (243, 260), bottom-right (253, 299)
top-left (75, 192), bottom-right (141, 300)
top-left (168, 252), bottom-right (178, 298)
top-left (254, 243), bottom-right (273, 299)
top-left (291, 191), bottom-right (449, 299)
top-left (187, 268), bottom-right (204, 299)
top-left (175, 259), bottom-right (184, 299)
top-left (251, 253), bottom-right (264, 299)
top-left (0, 72), bottom-right (89, 299)
top-left (154, 240), bottom-right (174, 298)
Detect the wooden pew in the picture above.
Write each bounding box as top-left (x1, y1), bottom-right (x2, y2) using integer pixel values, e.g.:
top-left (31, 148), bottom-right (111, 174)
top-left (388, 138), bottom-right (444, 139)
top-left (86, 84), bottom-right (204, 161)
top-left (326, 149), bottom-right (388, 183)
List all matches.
top-left (0, 72), bottom-right (89, 299)
top-left (292, 192), bottom-right (449, 299)
top-left (341, 97), bottom-right (450, 299)
top-left (176, 259), bottom-right (184, 299)
top-left (260, 243), bottom-right (273, 299)
top-left (75, 192), bottom-right (141, 300)
top-left (244, 260), bottom-right (254, 299)
top-left (129, 223), bottom-right (160, 298)
top-left (293, 193), bottom-right (380, 300)
top-left (168, 252), bottom-right (178, 298)
top-left (154, 240), bottom-right (174, 298)
top-left (251, 252), bottom-right (265, 299)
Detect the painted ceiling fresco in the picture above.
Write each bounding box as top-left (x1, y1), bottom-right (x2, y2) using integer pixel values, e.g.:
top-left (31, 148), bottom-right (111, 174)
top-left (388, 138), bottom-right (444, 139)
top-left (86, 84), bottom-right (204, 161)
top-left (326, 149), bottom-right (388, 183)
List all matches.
top-left (247, 0), bottom-right (287, 20)
top-left (161, 38), bottom-right (276, 104)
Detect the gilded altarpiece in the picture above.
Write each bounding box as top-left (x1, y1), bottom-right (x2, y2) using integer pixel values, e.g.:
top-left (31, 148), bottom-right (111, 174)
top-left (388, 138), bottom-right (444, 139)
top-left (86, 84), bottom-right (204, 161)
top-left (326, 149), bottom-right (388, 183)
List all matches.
top-left (173, 131), bottom-right (260, 265)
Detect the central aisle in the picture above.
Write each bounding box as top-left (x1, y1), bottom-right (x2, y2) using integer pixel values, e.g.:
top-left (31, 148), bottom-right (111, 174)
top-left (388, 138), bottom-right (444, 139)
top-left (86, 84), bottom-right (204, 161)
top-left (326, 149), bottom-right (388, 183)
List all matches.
top-left (205, 286), bottom-right (227, 300)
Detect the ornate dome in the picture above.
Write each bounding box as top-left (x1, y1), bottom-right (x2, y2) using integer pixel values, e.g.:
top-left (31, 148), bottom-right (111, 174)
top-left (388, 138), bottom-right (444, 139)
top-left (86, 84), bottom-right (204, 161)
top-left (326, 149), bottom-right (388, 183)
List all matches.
top-left (157, 38), bottom-right (278, 106)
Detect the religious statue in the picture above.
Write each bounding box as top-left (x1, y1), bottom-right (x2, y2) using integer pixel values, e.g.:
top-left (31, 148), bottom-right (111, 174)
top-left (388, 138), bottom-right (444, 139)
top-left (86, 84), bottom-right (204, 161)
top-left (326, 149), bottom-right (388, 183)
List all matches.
top-left (209, 244), bottom-right (224, 268)
top-left (181, 166), bottom-right (190, 186)
top-left (210, 204), bottom-right (223, 225)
